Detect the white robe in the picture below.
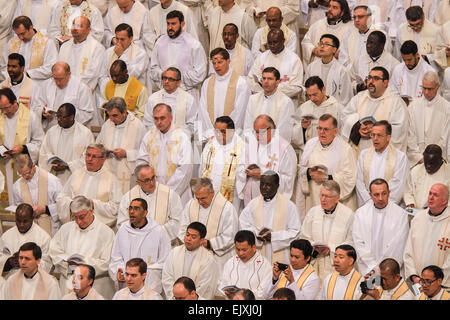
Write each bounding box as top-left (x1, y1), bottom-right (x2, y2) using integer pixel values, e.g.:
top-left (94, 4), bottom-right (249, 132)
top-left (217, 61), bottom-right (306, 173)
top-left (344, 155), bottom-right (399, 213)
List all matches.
top-left (251, 26), bottom-right (298, 60)
top-left (433, 21), bottom-right (450, 69)
top-left (0, 74), bottom-right (39, 110)
top-left (13, 0), bottom-right (58, 36)
top-left (434, 0), bottom-right (450, 25)
top-left (112, 285), bottom-right (163, 300)
top-left (445, 68), bottom-right (450, 102)
top-left (209, 45), bottom-right (254, 77)
top-left (0, 1), bottom-right (17, 73)
top-left (317, 268), bottom-right (363, 300)
top-left (352, 201), bottom-right (409, 275)
top-left (61, 287), bottom-right (105, 300)
top-left (109, 218), bottom-right (171, 294)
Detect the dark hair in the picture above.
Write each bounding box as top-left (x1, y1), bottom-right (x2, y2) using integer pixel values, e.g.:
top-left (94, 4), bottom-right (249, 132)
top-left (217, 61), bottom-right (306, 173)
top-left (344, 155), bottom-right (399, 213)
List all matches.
top-left (215, 116), bottom-right (235, 129)
top-left (373, 120), bottom-right (392, 135)
top-left (368, 30), bottom-right (386, 46)
top-left (174, 276), bottom-right (196, 292)
top-left (166, 10), bottom-right (184, 23)
top-left (400, 40), bottom-right (418, 55)
top-left (234, 288), bottom-right (255, 300)
top-left (332, 0), bottom-right (352, 23)
top-left (115, 23), bottom-right (133, 37)
top-left (126, 258), bottom-right (147, 275)
top-left (273, 287), bottom-right (296, 300)
top-left (320, 33), bottom-right (340, 49)
top-left (58, 102), bottom-right (76, 117)
top-left (423, 144), bottom-right (442, 157)
top-left (290, 239), bottom-right (314, 260)
top-left (16, 203), bottom-right (34, 219)
top-left (405, 6), bottom-right (424, 21)
top-left (130, 198), bottom-right (148, 211)
top-left (422, 265), bottom-right (444, 280)
top-left (223, 23), bottom-right (238, 34)
top-left (8, 53), bottom-right (25, 67)
top-left (318, 113), bottom-right (338, 128)
top-left (335, 244), bottom-right (357, 265)
top-left (262, 67), bottom-right (280, 80)
top-left (353, 5), bottom-right (371, 15)
top-left (187, 222), bottom-right (207, 239)
top-left (19, 242), bottom-right (42, 260)
top-left (261, 170), bottom-right (280, 185)
top-left (12, 16), bottom-right (33, 30)
top-left (111, 59), bottom-right (128, 72)
top-left (0, 88), bottom-right (17, 104)
top-left (305, 76), bottom-right (325, 90)
top-left (210, 47), bottom-right (230, 60)
top-left (371, 66), bottom-right (389, 81)
top-left (369, 178), bottom-right (390, 193)
top-left (379, 258), bottom-right (400, 276)
top-left (78, 264), bottom-right (96, 286)
top-left (164, 67), bottom-right (181, 81)
top-left (234, 230), bottom-right (256, 246)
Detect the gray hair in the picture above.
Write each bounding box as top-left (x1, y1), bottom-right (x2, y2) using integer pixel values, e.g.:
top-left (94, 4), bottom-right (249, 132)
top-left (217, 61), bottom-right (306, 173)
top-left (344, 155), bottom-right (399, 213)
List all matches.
top-left (422, 71), bottom-right (440, 85)
top-left (86, 143), bottom-right (107, 157)
top-left (16, 153), bottom-right (34, 170)
top-left (431, 183), bottom-right (449, 200)
top-left (190, 178), bottom-right (213, 193)
top-left (254, 114), bottom-right (276, 129)
top-left (321, 180), bottom-right (341, 196)
top-left (153, 103), bottom-right (172, 114)
top-left (134, 164), bottom-right (155, 178)
top-left (104, 97), bottom-right (127, 113)
top-left (70, 195), bottom-right (93, 213)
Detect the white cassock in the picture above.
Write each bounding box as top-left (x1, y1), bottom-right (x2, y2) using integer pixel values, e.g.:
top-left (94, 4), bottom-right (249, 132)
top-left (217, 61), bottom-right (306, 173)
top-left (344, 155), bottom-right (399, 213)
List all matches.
top-left (263, 263), bottom-right (321, 300)
top-left (317, 268), bottom-right (363, 300)
top-left (305, 58), bottom-right (353, 105)
top-left (404, 162), bottom-right (450, 208)
top-left (48, 217), bottom-right (116, 299)
top-left (117, 182), bottom-right (182, 241)
top-left (356, 146), bottom-right (409, 207)
top-left (243, 131), bottom-right (297, 204)
top-left (112, 286), bottom-right (163, 300)
top-left (239, 194), bottom-right (301, 264)
top-left (12, 167), bottom-right (63, 235)
top-left (251, 25), bottom-right (298, 60)
top-left (61, 288), bottom-right (105, 300)
top-left (0, 1), bottom-right (17, 70)
top-left (243, 90), bottom-right (294, 142)
top-left (249, 0), bottom-right (300, 29)
top-left (209, 45), bottom-right (254, 76)
top-left (150, 32), bottom-right (207, 98)
top-left (404, 207), bottom-right (450, 287)
top-left (390, 58), bottom-right (436, 100)
top-left (434, 0), bottom-right (450, 25)
top-left (0, 33), bottom-right (58, 81)
top-left (55, 165), bottom-right (123, 228)
top-left (136, 125), bottom-right (193, 205)
top-left (247, 48), bottom-right (303, 99)
top-left (352, 200), bottom-right (409, 275)
top-left (162, 245), bottom-right (220, 300)
top-left (434, 21), bottom-right (450, 69)
top-left (218, 251), bottom-right (272, 300)
top-left (0, 74), bottom-right (39, 110)
top-left (58, 35), bottom-right (106, 91)
top-left (13, 0), bottom-right (58, 36)
top-left (109, 218), bottom-right (171, 294)
top-left (38, 121), bottom-right (94, 184)
top-left (299, 136), bottom-right (357, 212)
top-left (299, 203), bottom-right (354, 284)
top-left (144, 87), bottom-right (197, 138)
top-left (445, 68), bottom-right (450, 102)
top-left (96, 113), bottom-right (147, 194)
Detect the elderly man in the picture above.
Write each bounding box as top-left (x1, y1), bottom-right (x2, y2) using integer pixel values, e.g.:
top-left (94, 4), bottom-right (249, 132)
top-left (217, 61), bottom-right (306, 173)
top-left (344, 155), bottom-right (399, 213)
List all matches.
top-left (404, 183), bottom-right (450, 287)
top-left (300, 180), bottom-right (354, 284)
top-left (56, 144), bottom-right (123, 229)
top-left (96, 97), bottom-right (147, 194)
top-left (49, 195), bottom-right (115, 299)
top-left (136, 103), bottom-right (193, 205)
top-left (61, 264), bottom-right (105, 300)
top-left (177, 178), bottom-right (239, 268)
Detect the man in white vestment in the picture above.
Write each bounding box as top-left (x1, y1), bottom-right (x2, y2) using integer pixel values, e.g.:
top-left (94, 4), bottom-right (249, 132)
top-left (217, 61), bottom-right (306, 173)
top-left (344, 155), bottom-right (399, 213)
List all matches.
top-left (404, 183), bottom-right (450, 287)
top-left (417, 265), bottom-right (450, 300)
top-left (239, 171), bottom-right (301, 265)
top-left (433, 21), bottom-right (450, 69)
top-left (300, 180), bottom-right (354, 284)
top-left (144, 67), bottom-right (197, 138)
top-left (244, 67), bottom-right (294, 142)
top-left (317, 244), bottom-right (363, 300)
top-left (299, 114), bottom-right (357, 213)
top-left (150, 10), bottom-right (207, 100)
top-left (0, 242), bottom-right (60, 300)
top-left (117, 165), bottom-right (182, 245)
top-left (162, 222), bottom-right (220, 300)
top-left (434, 0), bottom-right (450, 26)
top-left (58, 16), bottom-right (105, 92)
top-left (110, 198), bottom-right (171, 294)
top-left (136, 103), bottom-right (193, 205)
top-left (12, 154), bottom-right (63, 235)
top-left (178, 178), bottom-right (239, 268)
top-left (352, 178), bottom-right (409, 276)
top-left (305, 33), bottom-right (352, 105)
top-left (49, 195), bottom-right (116, 299)
top-left (264, 239), bottom-right (320, 300)
top-left (38, 103), bottom-right (94, 184)
top-left (113, 258), bottom-right (163, 300)
top-left (199, 48), bottom-right (250, 139)
top-left (172, 276), bottom-right (203, 300)
top-left (1, 16), bottom-right (58, 81)
top-left (445, 67), bottom-right (450, 102)
top-left (247, 29), bottom-right (303, 99)
top-left (243, 115), bottom-right (297, 205)
top-left (218, 230), bottom-right (272, 300)
top-left (96, 97), bottom-right (147, 194)
top-left (0, 1), bottom-right (17, 71)
top-left (61, 264), bottom-right (105, 300)
top-left (0, 88), bottom-right (44, 206)
top-left (355, 121), bottom-right (408, 207)
top-left (404, 145), bottom-right (450, 209)
top-left (56, 144), bottom-right (123, 229)
top-left (13, 0), bottom-right (58, 36)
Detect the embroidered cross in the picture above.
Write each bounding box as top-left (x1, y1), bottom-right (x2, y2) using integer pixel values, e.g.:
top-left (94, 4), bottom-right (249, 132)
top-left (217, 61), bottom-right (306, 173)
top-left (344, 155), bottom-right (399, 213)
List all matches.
top-left (437, 237), bottom-right (450, 251)
top-left (266, 153), bottom-right (278, 170)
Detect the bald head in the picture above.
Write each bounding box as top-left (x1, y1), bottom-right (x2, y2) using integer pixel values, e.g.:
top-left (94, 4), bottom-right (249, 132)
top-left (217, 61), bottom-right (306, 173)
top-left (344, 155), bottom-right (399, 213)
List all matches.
top-left (379, 258), bottom-right (400, 276)
top-left (71, 16), bottom-right (91, 43)
top-left (52, 62), bottom-right (71, 89)
top-left (267, 29), bottom-right (285, 54)
top-left (428, 183), bottom-right (449, 215)
top-left (266, 7), bottom-right (283, 29)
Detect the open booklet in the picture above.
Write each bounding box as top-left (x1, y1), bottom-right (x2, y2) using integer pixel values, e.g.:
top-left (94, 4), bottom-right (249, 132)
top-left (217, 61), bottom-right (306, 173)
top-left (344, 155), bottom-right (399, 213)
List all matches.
top-left (47, 156), bottom-right (69, 167)
top-left (311, 164), bottom-right (328, 175)
top-left (0, 145), bottom-right (10, 157)
top-left (65, 253), bottom-right (85, 264)
top-left (221, 285), bottom-right (240, 294)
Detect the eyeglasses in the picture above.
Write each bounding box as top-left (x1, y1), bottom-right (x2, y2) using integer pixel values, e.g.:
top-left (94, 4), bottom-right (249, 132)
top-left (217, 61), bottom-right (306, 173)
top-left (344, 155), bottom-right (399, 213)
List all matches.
top-left (366, 75), bottom-right (384, 81)
top-left (137, 176), bottom-right (156, 184)
top-left (369, 133), bottom-right (388, 138)
top-left (352, 14), bottom-right (368, 19)
top-left (419, 278), bottom-right (437, 286)
top-left (317, 42), bottom-right (335, 48)
top-left (0, 102), bottom-right (15, 111)
top-left (161, 76), bottom-right (179, 82)
top-left (128, 206), bottom-right (144, 212)
top-left (316, 126), bottom-right (333, 132)
top-left (85, 153), bottom-right (104, 159)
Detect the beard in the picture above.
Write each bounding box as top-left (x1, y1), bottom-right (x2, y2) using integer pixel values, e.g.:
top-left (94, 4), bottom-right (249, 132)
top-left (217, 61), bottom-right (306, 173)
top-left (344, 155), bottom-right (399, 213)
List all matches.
top-left (168, 27), bottom-right (182, 39)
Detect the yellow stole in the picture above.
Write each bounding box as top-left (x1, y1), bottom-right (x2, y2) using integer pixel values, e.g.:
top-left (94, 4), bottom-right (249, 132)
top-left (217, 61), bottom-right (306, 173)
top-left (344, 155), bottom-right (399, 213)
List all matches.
top-left (105, 77), bottom-right (143, 112)
top-left (363, 144), bottom-right (396, 189)
top-left (230, 42), bottom-right (246, 76)
top-left (206, 71), bottom-right (240, 124)
top-left (377, 281), bottom-right (410, 300)
top-left (153, 89), bottom-right (187, 128)
top-left (189, 192), bottom-right (227, 240)
top-left (118, 286), bottom-right (156, 300)
top-left (129, 184), bottom-right (170, 226)
top-left (9, 31), bottom-right (48, 69)
top-left (419, 290), bottom-right (450, 300)
top-left (259, 24), bottom-right (291, 52)
top-left (71, 169), bottom-right (113, 202)
top-left (327, 270), bottom-right (362, 300)
top-left (3, 76), bottom-right (33, 108)
top-left (60, 1), bottom-right (93, 36)
top-left (0, 103), bottom-right (30, 146)
top-left (9, 269), bottom-right (53, 300)
top-left (277, 264), bottom-right (315, 290)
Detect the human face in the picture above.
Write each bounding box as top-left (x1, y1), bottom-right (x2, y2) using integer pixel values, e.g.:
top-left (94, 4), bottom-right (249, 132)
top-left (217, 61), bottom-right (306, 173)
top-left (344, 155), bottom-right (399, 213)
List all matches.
top-left (420, 269), bottom-right (442, 297)
top-left (306, 84), bottom-right (326, 106)
top-left (423, 152), bottom-right (442, 175)
top-left (326, 1), bottom-right (343, 23)
top-left (15, 210), bottom-right (34, 234)
top-left (267, 32), bottom-right (284, 55)
top-left (71, 17), bottom-right (90, 43)
top-left (117, 0), bottom-right (134, 13)
top-left (19, 250), bottom-right (40, 277)
top-left (13, 24), bottom-right (35, 42)
top-left (235, 241), bottom-right (256, 263)
top-left (56, 107), bottom-right (75, 128)
top-left (72, 265), bottom-right (93, 297)
top-left (69, 0), bottom-right (83, 5)
top-left (73, 208), bottom-right (94, 229)
top-left (128, 200), bottom-right (147, 228)
top-left (317, 37), bottom-right (337, 59)
top-left (290, 247), bottom-right (309, 270)
top-left (161, 70), bottom-right (180, 94)
top-left (260, 175), bottom-right (279, 201)
top-left (184, 228), bottom-right (203, 251)
top-left (214, 121), bottom-right (234, 145)
top-left (194, 187), bottom-right (215, 209)
top-left (115, 30), bottom-right (133, 50)
top-left (421, 79), bottom-right (439, 101)
top-left (106, 107), bottom-right (127, 125)
top-left (427, 184), bottom-right (448, 215)
top-left (0, 95), bottom-right (19, 118)
top-left (320, 187), bottom-right (339, 211)
top-left (408, 17), bottom-right (424, 33)
top-left (85, 148), bottom-right (106, 172)
top-left (401, 53), bottom-right (419, 70)
top-left (125, 266), bottom-right (146, 293)
top-left (7, 59), bottom-right (24, 82)
top-left (369, 183), bottom-right (390, 209)
top-left (366, 34), bottom-right (384, 58)
top-left (353, 8), bottom-right (370, 32)
top-left (317, 118), bottom-right (337, 145)
top-left (253, 118), bottom-right (273, 145)
top-left (218, 0), bottom-right (234, 10)
top-left (265, 9), bottom-right (282, 29)
top-left (222, 25), bottom-right (238, 50)
top-left (18, 164), bottom-right (36, 181)
top-left (370, 125), bottom-right (390, 152)
top-left (160, 0), bottom-right (173, 8)
top-left (153, 106), bottom-right (173, 133)
top-left (261, 72), bottom-right (280, 95)
top-left (52, 68), bottom-right (71, 89)
top-left (332, 248), bottom-right (354, 275)
top-left (366, 70), bottom-right (387, 98)
top-left (136, 167), bottom-right (157, 194)
top-left (380, 268), bottom-right (400, 291)
top-left (211, 54), bottom-right (230, 76)
top-left (173, 283), bottom-right (197, 300)
top-left (167, 17), bottom-right (183, 39)
top-left (110, 64), bottom-right (128, 84)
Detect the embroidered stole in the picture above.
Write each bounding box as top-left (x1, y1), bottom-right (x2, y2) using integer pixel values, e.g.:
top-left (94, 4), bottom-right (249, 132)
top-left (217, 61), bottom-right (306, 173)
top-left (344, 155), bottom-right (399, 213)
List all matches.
top-left (59, 36), bottom-right (97, 75)
top-left (0, 103), bottom-right (30, 146)
top-left (362, 144), bottom-right (396, 189)
top-left (9, 270), bottom-right (52, 299)
top-left (327, 270), bottom-right (362, 300)
top-left (206, 71), bottom-right (240, 124)
top-left (129, 184), bottom-right (170, 226)
top-left (10, 32), bottom-right (48, 69)
top-left (419, 290), bottom-right (450, 300)
top-left (189, 192), bottom-right (227, 240)
top-left (377, 281), bottom-right (410, 300)
top-left (230, 42), bottom-right (246, 76)
top-left (172, 245), bottom-right (211, 283)
top-left (60, 1), bottom-right (93, 37)
top-left (3, 75), bottom-right (33, 108)
top-left (105, 77), bottom-right (143, 112)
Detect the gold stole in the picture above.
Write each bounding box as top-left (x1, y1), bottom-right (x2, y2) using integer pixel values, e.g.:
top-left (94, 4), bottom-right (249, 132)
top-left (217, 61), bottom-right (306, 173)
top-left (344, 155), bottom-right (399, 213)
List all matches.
top-left (60, 1), bottom-right (93, 36)
top-left (118, 286), bottom-right (156, 300)
top-left (363, 144), bottom-right (396, 189)
top-left (377, 281), bottom-right (409, 300)
top-left (129, 184), bottom-right (170, 226)
top-left (9, 32), bottom-right (48, 69)
top-left (254, 194), bottom-right (288, 263)
top-left (109, 4), bottom-right (145, 40)
top-left (206, 71), bottom-right (240, 124)
top-left (105, 77), bottom-right (143, 112)
top-left (189, 192), bottom-right (227, 240)
top-left (201, 138), bottom-right (244, 202)
top-left (9, 269), bottom-right (52, 299)
top-left (59, 37), bottom-right (97, 75)
top-left (172, 245), bottom-right (210, 283)
top-left (153, 89), bottom-right (187, 128)
top-left (21, 0), bottom-right (52, 31)
top-left (252, 91), bottom-right (283, 125)
top-left (419, 290), bottom-right (450, 300)
top-left (277, 264), bottom-right (315, 290)
top-left (259, 24), bottom-right (291, 52)
top-left (4, 76), bottom-right (33, 108)
top-left (71, 169), bottom-right (113, 202)
top-left (231, 42), bottom-right (246, 76)
top-left (327, 270), bottom-right (362, 300)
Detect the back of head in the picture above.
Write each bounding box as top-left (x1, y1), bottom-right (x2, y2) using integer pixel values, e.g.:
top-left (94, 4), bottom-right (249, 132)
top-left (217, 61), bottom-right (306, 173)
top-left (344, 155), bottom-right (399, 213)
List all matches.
top-left (190, 177), bottom-right (213, 194)
top-left (305, 76), bottom-right (325, 90)
top-left (174, 276), bottom-right (196, 292)
top-left (12, 16), bottom-right (33, 30)
top-left (234, 288), bottom-right (255, 300)
top-left (272, 287), bottom-right (296, 300)
top-left (16, 153), bottom-right (34, 171)
top-left (405, 6), bottom-right (424, 21)
top-left (379, 258), bottom-right (400, 276)
top-left (111, 59), bottom-right (128, 72)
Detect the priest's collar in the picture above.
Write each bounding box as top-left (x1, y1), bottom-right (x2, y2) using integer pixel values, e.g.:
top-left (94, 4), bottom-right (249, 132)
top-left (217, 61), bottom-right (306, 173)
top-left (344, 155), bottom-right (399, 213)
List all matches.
top-left (359, 27), bottom-right (370, 35)
top-left (426, 94), bottom-right (439, 105)
top-left (323, 204), bottom-right (337, 215)
top-left (131, 218), bottom-right (148, 229)
top-left (11, 75), bottom-right (24, 86)
top-left (114, 113), bottom-right (128, 127)
top-left (428, 206), bottom-right (447, 217)
top-left (24, 269), bottom-right (39, 279)
top-left (263, 195), bottom-right (276, 202)
top-left (369, 53), bottom-right (382, 62)
top-left (216, 68), bottom-right (232, 81)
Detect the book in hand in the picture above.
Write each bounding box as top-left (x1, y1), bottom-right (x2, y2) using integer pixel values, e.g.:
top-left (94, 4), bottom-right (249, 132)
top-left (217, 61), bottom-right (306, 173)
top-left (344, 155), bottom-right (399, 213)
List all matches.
top-left (301, 113), bottom-right (317, 120)
top-left (47, 156), bottom-right (69, 167)
top-left (311, 164), bottom-right (328, 175)
top-left (56, 35), bottom-right (72, 44)
top-left (221, 285), bottom-right (240, 294)
top-left (65, 253), bottom-right (85, 264)
top-left (359, 116), bottom-right (376, 125)
top-left (0, 145), bottom-right (11, 157)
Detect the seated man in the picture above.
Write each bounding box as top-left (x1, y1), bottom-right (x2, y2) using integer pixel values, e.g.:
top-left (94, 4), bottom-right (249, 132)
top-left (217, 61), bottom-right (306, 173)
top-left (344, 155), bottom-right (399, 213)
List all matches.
top-left (264, 239), bottom-right (320, 300)
top-left (272, 287), bottom-right (296, 300)
top-left (112, 258), bottom-right (163, 300)
top-left (418, 265), bottom-right (450, 300)
top-left (61, 264), bottom-right (105, 300)
top-left (172, 276), bottom-right (203, 300)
